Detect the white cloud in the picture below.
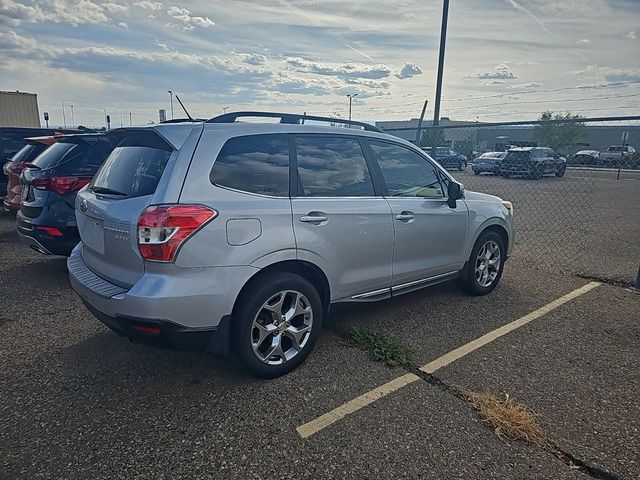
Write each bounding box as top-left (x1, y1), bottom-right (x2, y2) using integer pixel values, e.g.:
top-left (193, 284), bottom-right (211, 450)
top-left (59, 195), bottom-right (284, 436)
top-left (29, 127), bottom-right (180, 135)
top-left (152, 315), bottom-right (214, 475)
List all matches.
top-left (396, 62), bottom-right (423, 79)
top-left (244, 53), bottom-right (267, 65)
top-left (0, 0), bottom-right (110, 26)
top-left (286, 56), bottom-right (392, 79)
top-left (577, 38), bottom-right (591, 44)
top-left (626, 31), bottom-right (637, 40)
top-left (167, 5), bottom-right (214, 30)
top-left (117, 22), bottom-right (128, 29)
top-left (465, 64), bottom-right (517, 81)
top-left (134, 1), bottom-right (163, 11)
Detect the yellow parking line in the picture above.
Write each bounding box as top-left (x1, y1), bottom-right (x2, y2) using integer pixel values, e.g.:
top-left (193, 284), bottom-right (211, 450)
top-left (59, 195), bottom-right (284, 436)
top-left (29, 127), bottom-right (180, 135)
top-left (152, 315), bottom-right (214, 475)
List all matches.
top-left (297, 281), bottom-right (601, 439)
top-left (420, 281), bottom-right (601, 374)
top-left (296, 372), bottom-right (420, 439)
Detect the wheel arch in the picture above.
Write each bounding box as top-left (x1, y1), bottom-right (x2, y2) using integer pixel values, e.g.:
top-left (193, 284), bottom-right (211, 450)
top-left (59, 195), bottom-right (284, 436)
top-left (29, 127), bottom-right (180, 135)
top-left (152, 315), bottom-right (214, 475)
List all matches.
top-left (232, 260), bottom-right (331, 318)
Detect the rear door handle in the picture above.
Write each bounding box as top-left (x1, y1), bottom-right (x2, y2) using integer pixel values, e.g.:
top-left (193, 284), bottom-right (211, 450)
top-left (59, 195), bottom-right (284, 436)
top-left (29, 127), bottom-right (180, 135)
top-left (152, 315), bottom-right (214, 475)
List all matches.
top-left (300, 212), bottom-right (328, 223)
top-left (395, 211), bottom-right (415, 222)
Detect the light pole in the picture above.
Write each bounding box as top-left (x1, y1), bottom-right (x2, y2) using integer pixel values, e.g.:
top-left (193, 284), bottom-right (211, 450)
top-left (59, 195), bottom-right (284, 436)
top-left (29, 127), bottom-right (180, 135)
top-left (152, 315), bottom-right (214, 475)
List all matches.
top-left (68, 104), bottom-right (75, 127)
top-left (433, 0), bottom-right (450, 126)
top-left (102, 108), bottom-right (109, 130)
top-left (347, 93), bottom-right (358, 122)
top-left (61, 101), bottom-right (67, 128)
top-left (167, 90), bottom-right (174, 119)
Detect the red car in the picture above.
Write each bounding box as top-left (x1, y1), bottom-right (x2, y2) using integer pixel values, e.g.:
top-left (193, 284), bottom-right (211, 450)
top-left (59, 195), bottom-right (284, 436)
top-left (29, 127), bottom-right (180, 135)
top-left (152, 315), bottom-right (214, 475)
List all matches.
top-left (2, 135), bottom-right (60, 212)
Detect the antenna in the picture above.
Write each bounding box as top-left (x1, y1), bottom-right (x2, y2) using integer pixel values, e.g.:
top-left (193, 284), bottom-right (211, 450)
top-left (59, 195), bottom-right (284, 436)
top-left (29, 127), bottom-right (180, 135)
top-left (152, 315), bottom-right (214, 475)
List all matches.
top-left (174, 95), bottom-right (194, 121)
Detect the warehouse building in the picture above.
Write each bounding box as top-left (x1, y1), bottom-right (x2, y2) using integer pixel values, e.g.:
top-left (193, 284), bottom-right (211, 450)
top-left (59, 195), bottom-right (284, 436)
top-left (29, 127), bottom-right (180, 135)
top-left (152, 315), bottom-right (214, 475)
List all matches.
top-left (0, 91), bottom-right (41, 128)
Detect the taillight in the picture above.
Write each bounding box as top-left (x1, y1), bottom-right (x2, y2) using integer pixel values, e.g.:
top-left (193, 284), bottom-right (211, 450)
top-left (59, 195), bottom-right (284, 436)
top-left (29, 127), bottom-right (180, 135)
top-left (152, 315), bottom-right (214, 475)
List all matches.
top-left (137, 205), bottom-right (217, 262)
top-left (32, 177), bottom-right (92, 195)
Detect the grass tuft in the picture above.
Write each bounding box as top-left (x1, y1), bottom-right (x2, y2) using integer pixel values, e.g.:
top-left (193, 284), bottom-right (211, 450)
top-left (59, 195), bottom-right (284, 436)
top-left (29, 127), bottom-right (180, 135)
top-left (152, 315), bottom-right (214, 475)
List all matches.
top-left (464, 391), bottom-right (546, 445)
top-left (349, 327), bottom-right (412, 368)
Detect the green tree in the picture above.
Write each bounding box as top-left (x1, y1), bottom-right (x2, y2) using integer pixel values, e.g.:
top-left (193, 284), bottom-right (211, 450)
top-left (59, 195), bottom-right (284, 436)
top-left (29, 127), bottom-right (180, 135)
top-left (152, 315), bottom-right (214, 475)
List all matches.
top-left (532, 111), bottom-right (585, 152)
top-left (420, 127), bottom-right (445, 148)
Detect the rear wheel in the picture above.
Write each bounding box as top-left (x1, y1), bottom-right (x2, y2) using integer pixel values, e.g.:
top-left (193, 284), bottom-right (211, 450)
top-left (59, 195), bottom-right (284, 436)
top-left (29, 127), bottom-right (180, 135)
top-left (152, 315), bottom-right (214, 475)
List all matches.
top-left (457, 231), bottom-right (505, 296)
top-left (473, 170), bottom-right (480, 175)
top-left (458, 162), bottom-right (465, 171)
top-left (532, 164), bottom-right (544, 180)
top-left (555, 165), bottom-right (566, 177)
top-left (232, 272), bottom-right (322, 378)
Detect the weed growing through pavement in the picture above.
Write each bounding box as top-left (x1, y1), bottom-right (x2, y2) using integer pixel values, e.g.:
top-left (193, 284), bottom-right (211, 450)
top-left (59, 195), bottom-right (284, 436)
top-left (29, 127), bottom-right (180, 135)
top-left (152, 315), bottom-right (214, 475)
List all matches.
top-left (349, 327), bottom-right (412, 368)
top-left (463, 390), bottom-right (546, 445)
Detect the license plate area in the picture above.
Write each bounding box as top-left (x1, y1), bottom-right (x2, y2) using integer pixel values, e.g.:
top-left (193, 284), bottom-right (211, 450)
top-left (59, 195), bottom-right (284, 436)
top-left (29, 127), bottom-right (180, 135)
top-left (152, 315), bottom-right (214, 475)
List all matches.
top-left (82, 218), bottom-right (105, 254)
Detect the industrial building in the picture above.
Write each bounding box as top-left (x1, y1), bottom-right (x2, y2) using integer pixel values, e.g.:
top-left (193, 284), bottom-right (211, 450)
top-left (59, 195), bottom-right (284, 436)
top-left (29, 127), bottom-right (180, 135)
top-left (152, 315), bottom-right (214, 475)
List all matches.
top-left (0, 91), bottom-right (41, 128)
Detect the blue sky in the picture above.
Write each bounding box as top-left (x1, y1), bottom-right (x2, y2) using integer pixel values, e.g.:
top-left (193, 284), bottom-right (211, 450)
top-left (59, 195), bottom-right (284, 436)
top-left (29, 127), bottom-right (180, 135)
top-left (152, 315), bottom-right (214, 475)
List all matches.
top-left (1, 0), bottom-right (639, 127)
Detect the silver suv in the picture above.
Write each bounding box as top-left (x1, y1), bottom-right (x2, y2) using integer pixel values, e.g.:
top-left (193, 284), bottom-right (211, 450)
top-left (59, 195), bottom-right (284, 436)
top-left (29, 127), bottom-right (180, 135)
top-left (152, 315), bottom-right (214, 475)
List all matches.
top-left (68, 112), bottom-right (514, 378)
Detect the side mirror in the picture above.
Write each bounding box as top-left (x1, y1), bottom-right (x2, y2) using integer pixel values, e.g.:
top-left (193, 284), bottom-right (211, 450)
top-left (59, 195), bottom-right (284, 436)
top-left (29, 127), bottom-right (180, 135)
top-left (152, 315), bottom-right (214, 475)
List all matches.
top-left (447, 181), bottom-right (464, 208)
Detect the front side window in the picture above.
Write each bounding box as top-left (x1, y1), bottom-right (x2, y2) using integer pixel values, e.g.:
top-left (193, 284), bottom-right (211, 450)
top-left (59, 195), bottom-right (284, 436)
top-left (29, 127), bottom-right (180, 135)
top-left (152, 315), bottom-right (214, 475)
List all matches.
top-left (295, 136), bottom-right (374, 197)
top-left (211, 134), bottom-right (290, 196)
top-left (369, 141), bottom-right (445, 198)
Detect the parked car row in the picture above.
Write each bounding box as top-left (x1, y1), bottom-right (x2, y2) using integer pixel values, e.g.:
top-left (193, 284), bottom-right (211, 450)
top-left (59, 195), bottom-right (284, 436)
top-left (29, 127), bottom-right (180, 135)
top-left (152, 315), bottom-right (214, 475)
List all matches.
top-left (472, 147), bottom-right (566, 179)
top-left (4, 112), bottom-right (515, 378)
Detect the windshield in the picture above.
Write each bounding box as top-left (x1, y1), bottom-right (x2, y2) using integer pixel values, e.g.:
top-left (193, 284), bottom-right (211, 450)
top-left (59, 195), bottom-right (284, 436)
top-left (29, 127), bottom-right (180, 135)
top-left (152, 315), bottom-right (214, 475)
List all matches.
top-left (607, 146), bottom-right (624, 152)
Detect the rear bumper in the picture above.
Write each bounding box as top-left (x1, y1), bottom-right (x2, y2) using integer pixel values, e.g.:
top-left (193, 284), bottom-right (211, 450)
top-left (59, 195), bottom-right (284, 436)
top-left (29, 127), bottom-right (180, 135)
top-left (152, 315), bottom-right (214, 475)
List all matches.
top-left (472, 164), bottom-right (500, 173)
top-left (16, 212), bottom-right (79, 256)
top-left (68, 244), bottom-right (259, 348)
top-left (82, 299), bottom-right (230, 352)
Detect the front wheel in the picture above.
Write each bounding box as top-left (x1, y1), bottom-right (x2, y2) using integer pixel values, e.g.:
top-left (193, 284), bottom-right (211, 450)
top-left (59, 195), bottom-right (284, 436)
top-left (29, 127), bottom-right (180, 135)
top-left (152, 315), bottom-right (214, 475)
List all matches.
top-left (555, 165), bottom-right (566, 177)
top-left (457, 231), bottom-right (506, 295)
top-left (232, 272), bottom-right (322, 378)
top-left (458, 163), bottom-right (465, 171)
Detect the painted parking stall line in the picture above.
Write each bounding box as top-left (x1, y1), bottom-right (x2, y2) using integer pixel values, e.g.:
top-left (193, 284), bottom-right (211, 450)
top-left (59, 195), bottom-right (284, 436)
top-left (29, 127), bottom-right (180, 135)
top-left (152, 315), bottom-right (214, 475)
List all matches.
top-left (297, 282), bottom-right (601, 439)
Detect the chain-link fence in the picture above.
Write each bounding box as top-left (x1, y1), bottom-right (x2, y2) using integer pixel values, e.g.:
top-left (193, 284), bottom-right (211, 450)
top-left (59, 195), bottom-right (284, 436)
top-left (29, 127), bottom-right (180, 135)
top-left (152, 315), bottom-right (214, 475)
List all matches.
top-left (382, 116), bottom-right (640, 282)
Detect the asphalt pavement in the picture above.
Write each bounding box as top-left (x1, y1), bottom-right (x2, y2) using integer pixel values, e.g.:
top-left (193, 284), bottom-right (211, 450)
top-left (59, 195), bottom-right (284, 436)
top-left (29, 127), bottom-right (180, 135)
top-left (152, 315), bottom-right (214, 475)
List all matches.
top-left (1, 167), bottom-right (638, 480)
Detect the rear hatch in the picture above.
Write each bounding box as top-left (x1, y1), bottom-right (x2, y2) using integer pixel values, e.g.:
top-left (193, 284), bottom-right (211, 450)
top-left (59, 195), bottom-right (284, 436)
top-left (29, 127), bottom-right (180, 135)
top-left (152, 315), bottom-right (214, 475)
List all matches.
top-left (20, 136), bottom-right (111, 218)
top-left (76, 130), bottom-right (176, 288)
top-left (3, 142), bottom-right (48, 207)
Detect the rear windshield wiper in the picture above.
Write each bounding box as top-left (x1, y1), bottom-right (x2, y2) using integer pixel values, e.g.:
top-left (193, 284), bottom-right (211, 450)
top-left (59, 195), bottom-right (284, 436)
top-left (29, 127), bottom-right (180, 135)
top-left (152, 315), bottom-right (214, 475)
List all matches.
top-left (90, 186), bottom-right (128, 196)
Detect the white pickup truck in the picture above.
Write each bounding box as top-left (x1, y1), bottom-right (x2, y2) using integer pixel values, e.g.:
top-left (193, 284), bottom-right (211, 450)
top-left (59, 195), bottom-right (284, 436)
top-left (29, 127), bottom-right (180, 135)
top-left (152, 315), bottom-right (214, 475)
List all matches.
top-left (599, 145), bottom-right (636, 164)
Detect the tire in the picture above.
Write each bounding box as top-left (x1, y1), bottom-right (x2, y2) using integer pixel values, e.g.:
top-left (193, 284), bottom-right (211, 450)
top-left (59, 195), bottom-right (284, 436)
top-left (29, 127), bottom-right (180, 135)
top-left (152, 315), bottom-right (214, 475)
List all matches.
top-left (502, 172), bottom-right (510, 178)
top-left (473, 170), bottom-right (480, 175)
top-left (231, 272), bottom-right (323, 378)
top-left (457, 231), bottom-right (506, 296)
top-left (555, 165), bottom-right (566, 177)
top-left (458, 163), bottom-right (464, 171)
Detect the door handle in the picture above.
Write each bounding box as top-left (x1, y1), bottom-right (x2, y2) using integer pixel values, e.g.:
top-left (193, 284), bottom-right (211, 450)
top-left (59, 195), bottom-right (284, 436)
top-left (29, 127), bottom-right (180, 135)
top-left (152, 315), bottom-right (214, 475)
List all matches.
top-left (300, 212), bottom-right (328, 223)
top-left (395, 211), bottom-right (415, 222)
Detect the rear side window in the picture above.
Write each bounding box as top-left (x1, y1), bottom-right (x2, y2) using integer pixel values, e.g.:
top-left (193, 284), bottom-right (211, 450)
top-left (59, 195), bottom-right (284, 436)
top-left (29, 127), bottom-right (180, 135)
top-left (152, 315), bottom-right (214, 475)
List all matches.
top-left (31, 142), bottom-right (79, 169)
top-left (91, 132), bottom-right (172, 198)
top-left (8, 143), bottom-right (47, 163)
top-left (294, 136), bottom-right (374, 197)
top-left (211, 134), bottom-right (290, 196)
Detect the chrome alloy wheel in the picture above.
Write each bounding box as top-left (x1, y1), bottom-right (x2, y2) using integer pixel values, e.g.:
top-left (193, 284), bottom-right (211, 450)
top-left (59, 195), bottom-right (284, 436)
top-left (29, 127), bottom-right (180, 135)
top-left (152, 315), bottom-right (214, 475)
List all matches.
top-left (251, 290), bottom-right (313, 365)
top-left (475, 240), bottom-right (501, 287)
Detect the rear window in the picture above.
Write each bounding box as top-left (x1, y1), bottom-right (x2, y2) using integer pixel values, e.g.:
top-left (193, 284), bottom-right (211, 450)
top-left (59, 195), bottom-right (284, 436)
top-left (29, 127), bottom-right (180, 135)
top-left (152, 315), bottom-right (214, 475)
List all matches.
top-left (8, 143), bottom-right (47, 164)
top-left (211, 134), bottom-right (290, 196)
top-left (608, 146), bottom-right (624, 152)
top-left (31, 142), bottom-right (79, 169)
top-left (91, 132), bottom-right (172, 198)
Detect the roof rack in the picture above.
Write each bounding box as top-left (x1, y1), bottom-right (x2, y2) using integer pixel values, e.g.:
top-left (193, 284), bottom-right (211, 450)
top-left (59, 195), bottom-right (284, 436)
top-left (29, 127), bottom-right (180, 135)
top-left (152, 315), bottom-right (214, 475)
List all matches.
top-left (206, 111), bottom-right (384, 133)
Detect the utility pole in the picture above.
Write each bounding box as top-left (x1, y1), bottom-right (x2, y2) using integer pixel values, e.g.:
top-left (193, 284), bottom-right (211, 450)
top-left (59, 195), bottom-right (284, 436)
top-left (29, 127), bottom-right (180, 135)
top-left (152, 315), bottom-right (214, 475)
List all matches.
top-left (62, 101), bottom-right (67, 128)
top-left (433, 0), bottom-right (449, 127)
top-left (347, 93), bottom-right (358, 123)
top-left (129, 111), bottom-right (132, 126)
top-left (68, 104), bottom-right (75, 127)
top-left (167, 90), bottom-right (174, 119)
top-left (415, 100), bottom-right (428, 145)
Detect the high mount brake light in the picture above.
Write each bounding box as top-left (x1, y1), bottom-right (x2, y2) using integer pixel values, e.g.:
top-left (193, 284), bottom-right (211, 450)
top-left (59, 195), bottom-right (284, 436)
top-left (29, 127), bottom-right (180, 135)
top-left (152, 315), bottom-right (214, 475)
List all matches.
top-left (137, 205), bottom-right (217, 262)
top-left (32, 177), bottom-right (92, 195)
